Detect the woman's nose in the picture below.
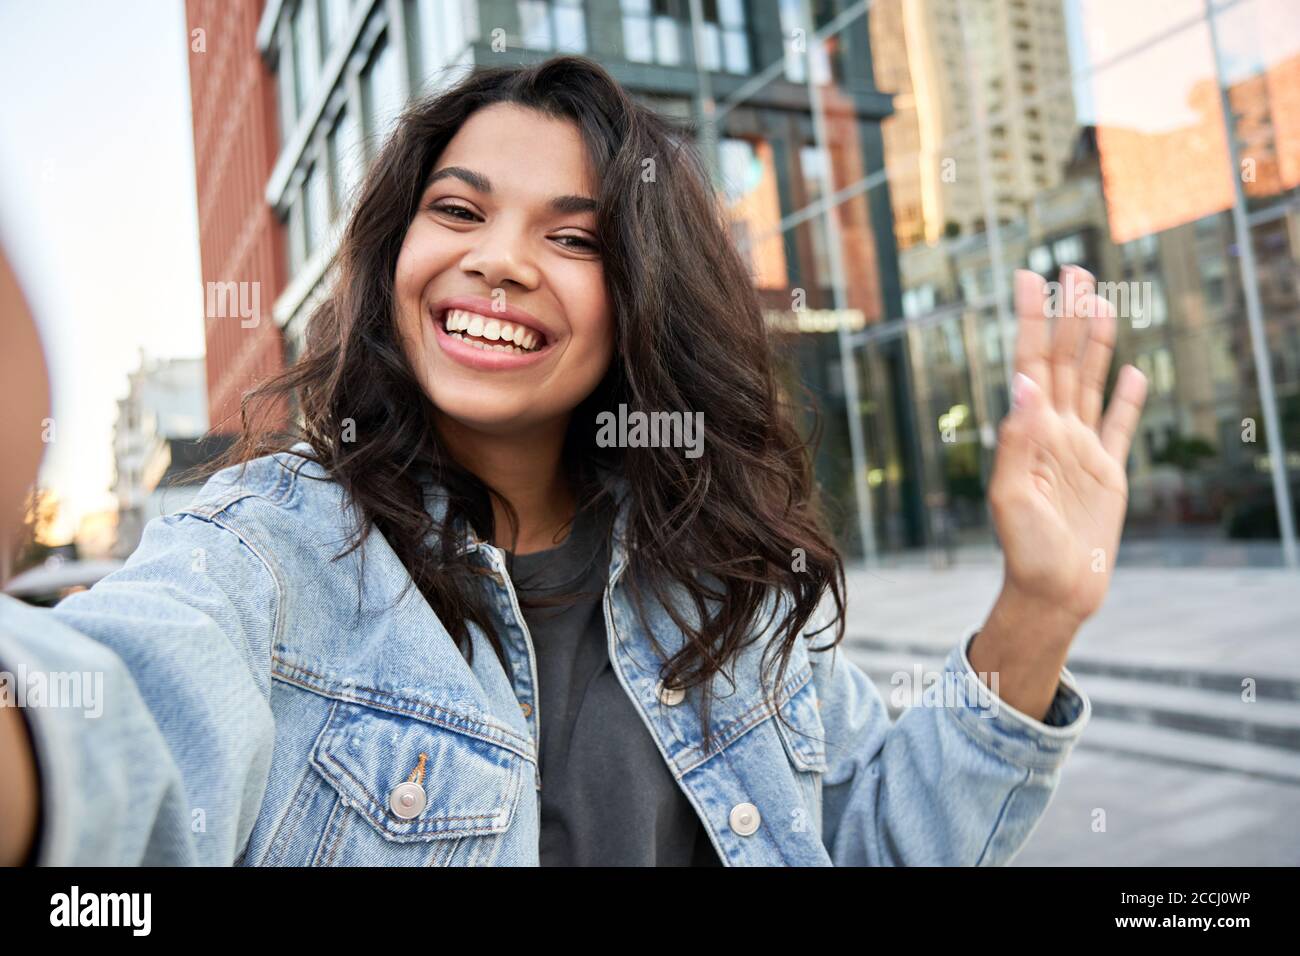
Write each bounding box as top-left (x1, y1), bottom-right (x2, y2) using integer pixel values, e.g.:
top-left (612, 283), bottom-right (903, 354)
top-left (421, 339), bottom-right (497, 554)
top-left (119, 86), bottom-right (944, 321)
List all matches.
top-left (460, 228), bottom-right (540, 291)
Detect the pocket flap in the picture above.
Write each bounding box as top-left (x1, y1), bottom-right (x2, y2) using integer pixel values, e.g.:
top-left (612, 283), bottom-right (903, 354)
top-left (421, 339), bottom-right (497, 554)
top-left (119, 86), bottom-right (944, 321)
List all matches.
top-left (311, 700), bottom-right (527, 841)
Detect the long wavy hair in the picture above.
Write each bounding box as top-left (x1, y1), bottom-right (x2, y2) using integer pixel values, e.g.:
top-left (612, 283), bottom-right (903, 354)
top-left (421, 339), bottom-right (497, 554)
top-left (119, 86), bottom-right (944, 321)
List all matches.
top-left (213, 55), bottom-right (845, 749)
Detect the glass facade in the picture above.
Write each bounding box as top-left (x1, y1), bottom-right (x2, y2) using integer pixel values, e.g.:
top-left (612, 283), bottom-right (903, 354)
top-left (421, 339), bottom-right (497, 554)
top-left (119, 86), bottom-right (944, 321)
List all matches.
top-left (260, 0), bottom-right (1300, 567)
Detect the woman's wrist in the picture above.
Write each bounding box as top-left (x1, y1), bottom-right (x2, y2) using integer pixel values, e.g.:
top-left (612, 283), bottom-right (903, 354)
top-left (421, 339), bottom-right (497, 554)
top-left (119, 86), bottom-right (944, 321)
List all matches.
top-left (967, 582), bottom-right (1085, 723)
top-left (988, 580), bottom-right (1087, 651)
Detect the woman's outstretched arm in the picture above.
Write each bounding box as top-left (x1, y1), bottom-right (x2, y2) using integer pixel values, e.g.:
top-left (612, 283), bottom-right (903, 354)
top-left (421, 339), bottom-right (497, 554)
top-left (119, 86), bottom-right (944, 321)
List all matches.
top-left (812, 265), bottom-right (1146, 866)
top-left (0, 505), bottom-right (280, 866)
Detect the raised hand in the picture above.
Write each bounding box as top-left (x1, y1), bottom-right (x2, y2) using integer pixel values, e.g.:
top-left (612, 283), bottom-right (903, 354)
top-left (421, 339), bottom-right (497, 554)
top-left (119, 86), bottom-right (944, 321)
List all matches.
top-left (988, 265), bottom-right (1149, 626)
top-left (968, 266), bottom-right (1149, 722)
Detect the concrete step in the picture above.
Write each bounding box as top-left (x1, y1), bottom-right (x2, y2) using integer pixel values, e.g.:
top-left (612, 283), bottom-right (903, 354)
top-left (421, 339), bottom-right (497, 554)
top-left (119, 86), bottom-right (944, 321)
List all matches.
top-left (1073, 673), bottom-right (1300, 751)
top-left (1075, 718), bottom-right (1300, 785)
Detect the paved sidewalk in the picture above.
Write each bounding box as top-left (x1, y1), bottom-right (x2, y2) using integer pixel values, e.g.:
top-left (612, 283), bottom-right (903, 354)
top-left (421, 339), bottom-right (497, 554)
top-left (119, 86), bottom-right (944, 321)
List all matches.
top-left (841, 561), bottom-right (1300, 678)
top-left (1011, 748), bottom-right (1300, 866)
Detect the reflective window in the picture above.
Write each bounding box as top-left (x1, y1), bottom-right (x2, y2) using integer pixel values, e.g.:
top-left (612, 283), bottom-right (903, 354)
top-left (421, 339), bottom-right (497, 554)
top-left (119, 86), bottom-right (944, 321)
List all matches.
top-left (709, 0), bottom-right (1299, 562)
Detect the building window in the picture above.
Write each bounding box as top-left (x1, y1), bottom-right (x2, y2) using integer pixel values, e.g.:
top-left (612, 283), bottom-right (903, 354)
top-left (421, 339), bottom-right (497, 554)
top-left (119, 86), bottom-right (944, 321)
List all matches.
top-left (415, 0), bottom-right (477, 88)
top-left (292, 0), bottom-right (322, 113)
top-left (1148, 279), bottom-right (1168, 326)
top-left (779, 0), bottom-right (806, 82)
top-left (304, 161), bottom-right (330, 255)
top-left (719, 0), bottom-right (750, 73)
top-left (519, 0), bottom-right (587, 53)
top-left (276, 27), bottom-right (297, 142)
top-left (1051, 234), bottom-right (1084, 265)
top-left (1028, 244), bottom-right (1053, 275)
top-left (694, 0), bottom-right (750, 73)
top-left (328, 106), bottom-right (364, 220)
top-left (622, 0), bottom-right (682, 66)
top-left (1138, 348), bottom-right (1176, 396)
top-left (362, 33), bottom-right (405, 149)
top-left (903, 284), bottom-right (936, 319)
top-left (321, 0), bottom-right (350, 55)
top-left (288, 193), bottom-right (308, 273)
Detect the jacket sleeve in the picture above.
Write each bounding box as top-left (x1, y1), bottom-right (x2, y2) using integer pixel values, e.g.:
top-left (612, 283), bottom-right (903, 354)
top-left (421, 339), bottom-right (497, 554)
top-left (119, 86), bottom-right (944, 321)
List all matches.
top-left (808, 606), bottom-right (1090, 866)
top-left (0, 506), bottom-right (279, 865)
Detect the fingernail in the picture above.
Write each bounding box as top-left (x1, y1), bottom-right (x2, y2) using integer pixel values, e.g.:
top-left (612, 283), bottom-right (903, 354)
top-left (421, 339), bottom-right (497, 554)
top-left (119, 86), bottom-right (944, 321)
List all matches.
top-left (1012, 372), bottom-right (1033, 409)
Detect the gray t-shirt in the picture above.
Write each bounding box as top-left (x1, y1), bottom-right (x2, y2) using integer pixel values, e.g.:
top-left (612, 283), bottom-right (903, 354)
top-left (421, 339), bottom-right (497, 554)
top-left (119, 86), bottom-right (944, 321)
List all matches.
top-left (505, 500), bottom-right (721, 866)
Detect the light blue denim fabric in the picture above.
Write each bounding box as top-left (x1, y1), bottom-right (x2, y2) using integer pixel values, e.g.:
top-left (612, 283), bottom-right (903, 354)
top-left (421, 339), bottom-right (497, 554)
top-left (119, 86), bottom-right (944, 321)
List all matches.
top-left (0, 445), bottom-right (1089, 866)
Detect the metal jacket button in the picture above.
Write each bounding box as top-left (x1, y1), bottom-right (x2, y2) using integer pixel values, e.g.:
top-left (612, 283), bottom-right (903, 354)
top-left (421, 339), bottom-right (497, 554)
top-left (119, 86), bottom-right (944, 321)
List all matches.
top-left (519, 701), bottom-right (533, 718)
top-left (729, 802), bottom-right (761, 836)
top-left (389, 781), bottom-right (427, 820)
top-left (655, 679), bottom-right (685, 706)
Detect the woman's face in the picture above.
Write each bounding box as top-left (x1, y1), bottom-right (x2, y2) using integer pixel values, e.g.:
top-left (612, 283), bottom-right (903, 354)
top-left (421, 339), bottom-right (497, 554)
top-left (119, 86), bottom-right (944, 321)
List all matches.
top-left (394, 103), bottom-right (614, 437)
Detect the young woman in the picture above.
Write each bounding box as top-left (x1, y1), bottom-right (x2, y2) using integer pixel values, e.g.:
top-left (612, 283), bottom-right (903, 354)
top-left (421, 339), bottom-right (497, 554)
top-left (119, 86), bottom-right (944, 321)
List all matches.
top-left (0, 55), bottom-right (1147, 867)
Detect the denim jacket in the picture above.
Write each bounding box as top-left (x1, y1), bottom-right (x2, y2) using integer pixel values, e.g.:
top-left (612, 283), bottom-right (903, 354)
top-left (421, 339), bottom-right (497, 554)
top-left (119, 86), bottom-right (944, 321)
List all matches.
top-left (0, 446), bottom-right (1090, 866)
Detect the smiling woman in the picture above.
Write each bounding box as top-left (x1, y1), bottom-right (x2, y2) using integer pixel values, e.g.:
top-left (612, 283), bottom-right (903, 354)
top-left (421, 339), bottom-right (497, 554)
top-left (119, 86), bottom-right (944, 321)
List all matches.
top-left (0, 55), bottom-right (1147, 868)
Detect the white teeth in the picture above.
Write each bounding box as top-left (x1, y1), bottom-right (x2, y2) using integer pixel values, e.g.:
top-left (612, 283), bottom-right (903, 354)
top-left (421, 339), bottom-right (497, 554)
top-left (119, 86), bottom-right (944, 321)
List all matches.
top-left (440, 307), bottom-right (542, 352)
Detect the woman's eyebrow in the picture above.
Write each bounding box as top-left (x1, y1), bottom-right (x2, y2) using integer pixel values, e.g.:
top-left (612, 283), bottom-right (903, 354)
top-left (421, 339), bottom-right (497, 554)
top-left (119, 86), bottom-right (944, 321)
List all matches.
top-left (426, 165), bottom-right (597, 215)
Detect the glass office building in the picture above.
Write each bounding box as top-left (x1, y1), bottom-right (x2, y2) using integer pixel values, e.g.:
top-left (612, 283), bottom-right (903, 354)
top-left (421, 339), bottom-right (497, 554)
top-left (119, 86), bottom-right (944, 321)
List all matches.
top-left (255, 0), bottom-right (1300, 567)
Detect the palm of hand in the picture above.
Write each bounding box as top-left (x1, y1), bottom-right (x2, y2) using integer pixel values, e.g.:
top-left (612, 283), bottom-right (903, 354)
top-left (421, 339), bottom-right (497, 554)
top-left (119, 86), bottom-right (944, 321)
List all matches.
top-left (988, 267), bottom-right (1149, 624)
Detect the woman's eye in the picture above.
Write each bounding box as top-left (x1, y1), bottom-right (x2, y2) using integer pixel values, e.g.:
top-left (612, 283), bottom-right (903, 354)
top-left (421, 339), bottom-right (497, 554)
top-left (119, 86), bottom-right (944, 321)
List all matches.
top-left (432, 202), bottom-right (477, 221)
top-left (554, 235), bottom-right (599, 252)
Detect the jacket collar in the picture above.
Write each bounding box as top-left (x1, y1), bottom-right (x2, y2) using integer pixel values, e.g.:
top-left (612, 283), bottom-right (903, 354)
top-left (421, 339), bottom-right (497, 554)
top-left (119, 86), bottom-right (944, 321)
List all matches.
top-left (418, 464), bottom-right (634, 582)
top-left (284, 440), bottom-right (635, 583)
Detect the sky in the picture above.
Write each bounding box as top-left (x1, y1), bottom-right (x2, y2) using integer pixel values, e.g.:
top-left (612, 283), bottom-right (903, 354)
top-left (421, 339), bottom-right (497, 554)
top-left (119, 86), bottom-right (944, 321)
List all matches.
top-left (0, 0), bottom-right (1293, 546)
top-left (0, 0), bottom-right (204, 543)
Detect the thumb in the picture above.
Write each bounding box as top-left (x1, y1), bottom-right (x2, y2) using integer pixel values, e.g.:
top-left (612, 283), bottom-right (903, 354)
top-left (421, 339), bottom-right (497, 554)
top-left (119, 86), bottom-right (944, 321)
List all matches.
top-left (1011, 370), bottom-right (1044, 417)
top-left (995, 372), bottom-right (1045, 480)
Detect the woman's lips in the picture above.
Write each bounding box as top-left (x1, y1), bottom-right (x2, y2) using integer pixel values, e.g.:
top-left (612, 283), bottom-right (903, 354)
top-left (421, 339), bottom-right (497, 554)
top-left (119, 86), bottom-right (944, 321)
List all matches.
top-left (431, 307), bottom-right (555, 371)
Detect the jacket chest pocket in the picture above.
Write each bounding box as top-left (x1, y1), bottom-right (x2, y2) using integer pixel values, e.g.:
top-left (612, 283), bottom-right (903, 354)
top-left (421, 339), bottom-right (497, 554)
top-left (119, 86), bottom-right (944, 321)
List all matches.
top-left (271, 698), bottom-right (530, 866)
